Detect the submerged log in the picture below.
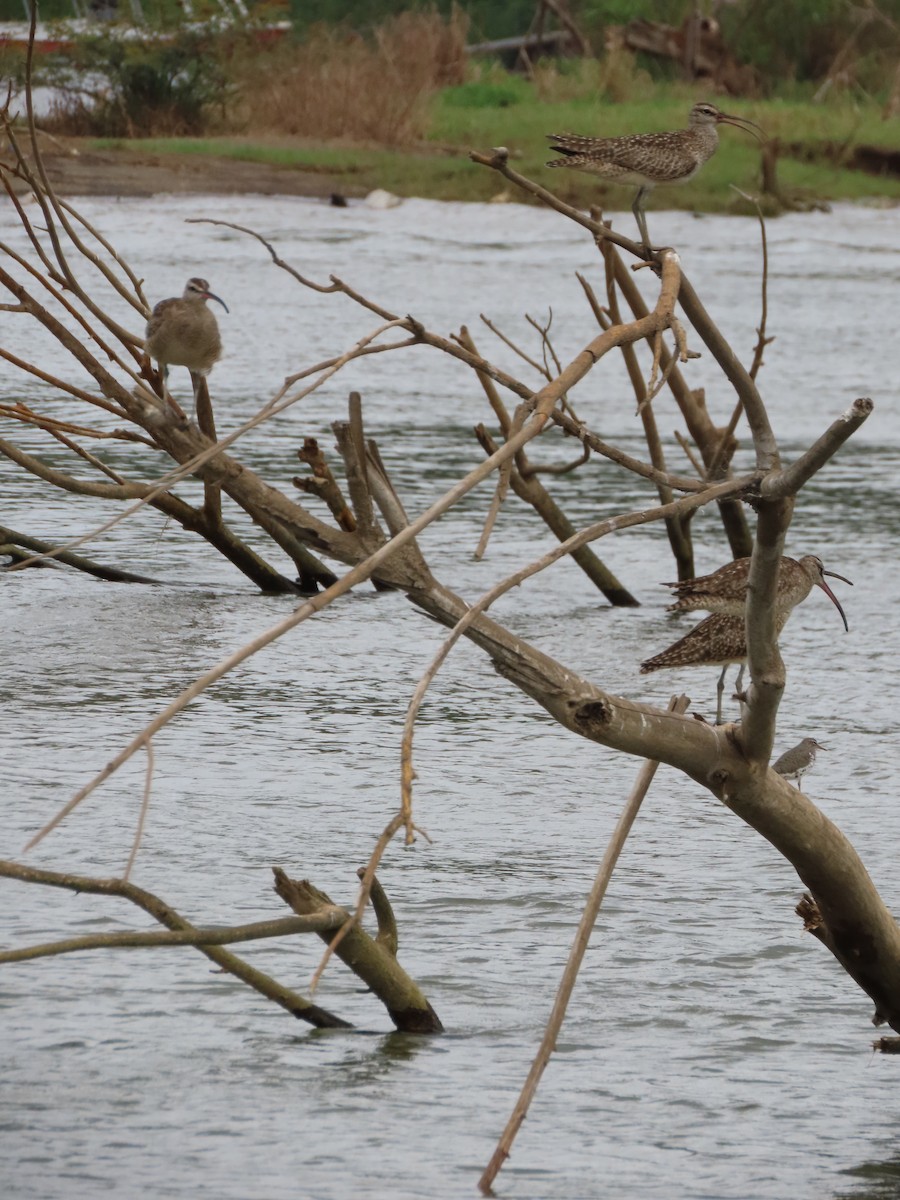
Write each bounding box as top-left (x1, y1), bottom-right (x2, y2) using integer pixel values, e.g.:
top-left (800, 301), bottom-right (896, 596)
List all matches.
top-left (273, 869), bottom-right (443, 1034)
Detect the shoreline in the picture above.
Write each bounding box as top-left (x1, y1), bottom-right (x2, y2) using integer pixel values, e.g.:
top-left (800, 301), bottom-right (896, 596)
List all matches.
top-left (27, 141), bottom-right (348, 200)
top-left (16, 137), bottom-right (900, 213)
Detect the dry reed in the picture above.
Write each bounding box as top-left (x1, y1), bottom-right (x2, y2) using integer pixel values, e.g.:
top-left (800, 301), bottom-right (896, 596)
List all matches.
top-left (236, 8), bottom-right (469, 144)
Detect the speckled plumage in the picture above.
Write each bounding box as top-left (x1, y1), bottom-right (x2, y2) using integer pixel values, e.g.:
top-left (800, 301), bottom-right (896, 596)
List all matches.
top-left (663, 554), bottom-right (851, 630)
top-left (546, 101), bottom-right (762, 247)
top-left (640, 612), bottom-right (785, 675)
top-left (145, 277), bottom-right (228, 385)
top-left (547, 104), bottom-right (724, 186)
top-left (641, 554), bottom-right (851, 723)
top-left (640, 610), bottom-right (789, 725)
top-left (773, 737), bottom-right (827, 783)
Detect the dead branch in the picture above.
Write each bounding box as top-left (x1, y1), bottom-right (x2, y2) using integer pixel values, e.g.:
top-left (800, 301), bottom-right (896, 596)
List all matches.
top-left (0, 914), bottom-right (345, 963)
top-left (0, 524), bottom-right (162, 584)
top-left (273, 869), bottom-right (442, 1033)
top-left (470, 149), bottom-right (779, 475)
top-left (598, 239), bottom-right (693, 577)
top-left (0, 860), bottom-right (351, 1028)
top-left (761, 398), bottom-right (874, 500)
top-left (480, 312), bottom-right (548, 377)
top-left (296, 436), bottom-right (357, 532)
top-left (474, 423), bottom-right (639, 605)
top-left (479, 695), bottom-right (691, 1195)
top-left (399, 477), bottom-right (752, 825)
top-left (357, 867), bottom-right (399, 957)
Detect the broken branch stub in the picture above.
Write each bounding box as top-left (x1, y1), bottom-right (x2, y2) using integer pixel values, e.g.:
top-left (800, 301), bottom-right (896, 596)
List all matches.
top-left (273, 869), bottom-right (442, 1034)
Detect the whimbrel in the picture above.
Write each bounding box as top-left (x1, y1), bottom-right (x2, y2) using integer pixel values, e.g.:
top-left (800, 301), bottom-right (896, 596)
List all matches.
top-left (640, 612), bottom-right (764, 724)
top-left (640, 556), bottom-right (852, 723)
top-left (664, 555), bottom-right (852, 631)
top-left (145, 277), bottom-right (229, 406)
top-left (773, 738), bottom-right (827, 785)
top-left (546, 101), bottom-right (763, 249)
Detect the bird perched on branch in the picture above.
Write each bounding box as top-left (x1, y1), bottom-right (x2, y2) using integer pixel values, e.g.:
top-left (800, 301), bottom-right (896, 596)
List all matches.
top-left (546, 101), bottom-right (764, 249)
top-left (145, 277), bottom-right (229, 407)
top-left (640, 612), bottom-right (755, 725)
top-left (663, 555), bottom-right (851, 629)
top-left (640, 555), bottom-right (852, 724)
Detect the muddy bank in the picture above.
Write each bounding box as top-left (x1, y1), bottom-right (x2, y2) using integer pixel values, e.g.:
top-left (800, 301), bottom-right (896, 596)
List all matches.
top-left (14, 140), bottom-right (352, 199)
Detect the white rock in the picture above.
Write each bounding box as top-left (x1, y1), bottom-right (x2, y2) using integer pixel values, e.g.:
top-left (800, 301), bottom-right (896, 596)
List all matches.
top-left (365, 188), bottom-right (403, 210)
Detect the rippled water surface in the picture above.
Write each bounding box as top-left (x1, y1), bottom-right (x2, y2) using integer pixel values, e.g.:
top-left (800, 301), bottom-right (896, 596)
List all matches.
top-left (2, 193), bottom-right (900, 1200)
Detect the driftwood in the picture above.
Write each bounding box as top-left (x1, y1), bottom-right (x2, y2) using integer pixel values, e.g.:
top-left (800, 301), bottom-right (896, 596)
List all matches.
top-left (2, 33), bottom-right (899, 1194)
top-left (459, 323), bottom-right (640, 604)
top-left (606, 15), bottom-right (759, 96)
top-left (274, 869), bottom-right (443, 1033)
top-left (0, 859), bottom-right (441, 1031)
top-left (3, 100), bottom-right (894, 1039)
top-left (0, 860), bottom-right (352, 1028)
top-left (0, 523), bottom-right (161, 582)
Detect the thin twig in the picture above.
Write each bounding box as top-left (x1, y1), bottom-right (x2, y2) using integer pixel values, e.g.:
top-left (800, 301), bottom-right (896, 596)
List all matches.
top-left (731, 184), bottom-right (775, 382)
top-left (480, 312), bottom-right (548, 377)
top-left (123, 737), bottom-right (153, 881)
top-left (478, 694), bottom-right (691, 1195)
top-left (399, 479), bottom-right (751, 831)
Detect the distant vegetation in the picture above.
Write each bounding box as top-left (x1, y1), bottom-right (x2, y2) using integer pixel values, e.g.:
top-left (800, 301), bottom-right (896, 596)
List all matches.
top-left (12, 1), bottom-right (900, 209)
top-left (283, 0), bottom-right (899, 91)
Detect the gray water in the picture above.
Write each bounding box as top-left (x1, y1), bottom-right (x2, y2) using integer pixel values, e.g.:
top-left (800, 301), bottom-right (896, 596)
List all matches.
top-left (2, 193), bottom-right (900, 1200)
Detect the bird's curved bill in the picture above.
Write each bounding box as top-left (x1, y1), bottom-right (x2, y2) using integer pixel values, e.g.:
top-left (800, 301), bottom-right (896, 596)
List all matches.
top-left (204, 291), bottom-right (229, 313)
top-left (817, 577), bottom-right (850, 632)
top-left (718, 113), bottom-right (766, 143)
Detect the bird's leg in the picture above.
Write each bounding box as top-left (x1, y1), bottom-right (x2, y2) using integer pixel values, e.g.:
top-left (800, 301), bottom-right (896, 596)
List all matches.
top-left (157, 361), bottom-right (188, 421)
top-left (157, 361), bottom-right (169, 400)
top-left (158, 362), bottom-right (175, 406)
top-left (733, 664), bottom-right (747, 716)
top-left (716, 664), bottom-right (728, 725)
top-left (193, 373), bottom-right (218, 442)
top-left (632, 186), bottom-right (653, 253)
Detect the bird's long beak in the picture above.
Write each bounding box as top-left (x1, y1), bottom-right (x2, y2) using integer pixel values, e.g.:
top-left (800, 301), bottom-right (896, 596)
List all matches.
top-left (204, 291), bottom-right (229, 313)
top-left (816, 578), bottom-right (849, 632)
top-left (717, 112), bottom-right (766, 143)
top-left (823, 568), bottom-right (853, 587)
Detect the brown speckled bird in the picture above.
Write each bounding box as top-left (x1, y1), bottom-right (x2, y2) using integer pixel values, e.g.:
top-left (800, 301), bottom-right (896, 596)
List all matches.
top-left (640, 612), bottom-right (765, 724)
top-left (773, 737), bottom-right (827, 785)
top-left (640, 555), bottom-right (852, 723)
top-left (664, 555), bottom-right (852, 631)
top-left (145, 277), bottom-right (229, 405)
top-left (546, 101), bottom-right (763, 248)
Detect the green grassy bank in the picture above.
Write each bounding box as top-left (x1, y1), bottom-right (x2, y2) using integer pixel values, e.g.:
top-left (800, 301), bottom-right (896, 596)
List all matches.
top-left (92, 86), bottom-right (900, 212)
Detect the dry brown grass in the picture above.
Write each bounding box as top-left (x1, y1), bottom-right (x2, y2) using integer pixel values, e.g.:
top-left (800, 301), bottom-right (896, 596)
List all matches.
top-left (235, 8), bottom-right (469, 145)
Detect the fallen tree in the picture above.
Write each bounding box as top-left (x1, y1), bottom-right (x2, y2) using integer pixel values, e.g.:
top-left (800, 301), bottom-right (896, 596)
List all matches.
top-left (0, 42), bottom-right (895, 1195)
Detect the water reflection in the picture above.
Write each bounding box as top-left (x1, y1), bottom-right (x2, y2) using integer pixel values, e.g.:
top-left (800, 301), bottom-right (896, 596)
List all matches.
top-left (836, 1152), bottom-right (900, 1200)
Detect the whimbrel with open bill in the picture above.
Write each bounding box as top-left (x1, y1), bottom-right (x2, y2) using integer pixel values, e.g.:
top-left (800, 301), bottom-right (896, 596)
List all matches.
top-left (664, 555), bottom-right (852, 628)
top-left (640, 556), bottom-right (852, 723)
top-left (546, 101), bottom-right (764, 249)
top-left (145, 277), bottom-right (229, 406)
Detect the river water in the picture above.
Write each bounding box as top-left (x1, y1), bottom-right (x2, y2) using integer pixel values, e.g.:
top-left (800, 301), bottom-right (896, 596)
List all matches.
top-left (2, 192), bottom-right (900, 1200)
